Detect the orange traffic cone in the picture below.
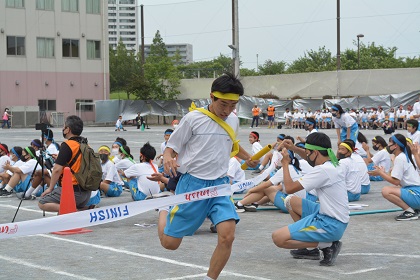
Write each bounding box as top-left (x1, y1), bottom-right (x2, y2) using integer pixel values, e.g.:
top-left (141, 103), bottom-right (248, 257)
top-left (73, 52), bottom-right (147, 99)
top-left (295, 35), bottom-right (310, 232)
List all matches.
top-left (52, 167), bottom-right (92, 235)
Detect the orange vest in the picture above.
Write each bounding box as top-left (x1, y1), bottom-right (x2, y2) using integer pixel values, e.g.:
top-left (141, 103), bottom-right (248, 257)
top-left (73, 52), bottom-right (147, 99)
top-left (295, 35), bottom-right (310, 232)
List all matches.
top-left (267, 106), bottom-right (275, 116)
top-left (252, 107), bottom-right (260, 116)
top-left (66, 140), bottom-right (82, 185)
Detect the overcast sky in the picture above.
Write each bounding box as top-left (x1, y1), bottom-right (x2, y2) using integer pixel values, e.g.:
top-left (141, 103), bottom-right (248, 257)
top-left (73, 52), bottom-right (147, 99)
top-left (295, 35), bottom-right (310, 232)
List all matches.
top-left (138, 0), bottom-right (420, 69)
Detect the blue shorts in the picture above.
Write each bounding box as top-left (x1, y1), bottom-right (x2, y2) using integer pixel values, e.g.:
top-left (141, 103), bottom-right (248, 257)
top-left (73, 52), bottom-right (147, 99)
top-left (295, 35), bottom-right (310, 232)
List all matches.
top-left (158, 165), bottom-right (164, 173)
top-left (362, 118), bottom-right (367, 122)
top-left (128, 180), bottom-right (147, 201)
top-left (389, 118), bottom-right (394, 122)
top-left (273, 191), bottom-right (288, 213)
top-left (400, 186), bottom-right (420, 209)
top-left (347, 191), bottom-right (361, 202)
top-left (164, 174), bottom-right (239, 238)
top-left (340, 122), bottom-right (359, 142)
top-left (325, 118), bottom-right (331, 122)
top-left (86, 190), bottom-right (101, 207)
top-left (267, 116), bottom-right (274, 121)
top-left (361, 184), bottom-right (370, 194)
top-left (14, 176), bottom-right (32, 193)
top-left (106, 182), bottom-right (123, 197)
top-left (368, 163), bottom-right (384, 181)
top-left (288, 199), bottom-right (347, 243)
top-left (306, 193), bottom-right (318, 202)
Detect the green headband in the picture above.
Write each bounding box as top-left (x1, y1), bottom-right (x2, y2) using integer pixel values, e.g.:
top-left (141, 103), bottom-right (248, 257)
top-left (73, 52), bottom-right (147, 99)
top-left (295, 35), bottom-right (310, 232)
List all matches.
top-left (25, 147), bottom-right (36, 159)
top-left (119, 146), bottom-right (135, 163)
top-left (304, 143), bottom-right (339, 167)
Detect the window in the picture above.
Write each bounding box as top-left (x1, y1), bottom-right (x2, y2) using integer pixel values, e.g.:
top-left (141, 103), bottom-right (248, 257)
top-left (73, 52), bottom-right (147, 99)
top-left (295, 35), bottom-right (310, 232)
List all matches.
top-left (36, 0), bottom-right (53, 10)
top-left (119, 13), bottom-right (135, 17)
top-left (37, 37), bottom-right (54, 58)
top-left (119, 0), bottom-right (135, 4)
top-left (62, 39), bottom-right (79, 58)
top-left (38, 99), bottom-right (57, 111)
top-left (86, 0), bottom-right (100, 14)
top-left (87, 40), bottom-right (100, 59)
top-left (7, 36), bottom-right (25, 56)
top-left (6, 0), bottom-right (24, 8)
top-left (61, 0), bottom-right (78, 12)
top-left (108, 0), bottom-right (116, 4)
top-left (76, 99), bottom-right (94, 112)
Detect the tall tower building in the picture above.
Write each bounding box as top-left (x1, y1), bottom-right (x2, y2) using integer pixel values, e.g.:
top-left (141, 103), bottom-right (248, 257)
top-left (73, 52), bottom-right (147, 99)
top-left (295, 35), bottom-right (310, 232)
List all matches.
top-left (108, 0), bottom-right (138, 52)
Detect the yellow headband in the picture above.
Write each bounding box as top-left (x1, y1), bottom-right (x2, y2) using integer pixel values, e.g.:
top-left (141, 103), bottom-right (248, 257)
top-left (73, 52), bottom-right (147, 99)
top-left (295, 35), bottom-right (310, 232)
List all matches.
top-left (98, 145), bottom-right (111, 153)
top-left (339, 142), bottom-right (353, 153)
top-left (406, 138), bottom-right (413, 144)
top-left (212, 91), bottom-right (240, 101)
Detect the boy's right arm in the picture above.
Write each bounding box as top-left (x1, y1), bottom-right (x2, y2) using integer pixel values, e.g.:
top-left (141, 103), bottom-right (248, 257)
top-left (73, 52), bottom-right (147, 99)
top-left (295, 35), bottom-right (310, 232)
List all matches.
top-left (163, 147), bottom-right (179, 177)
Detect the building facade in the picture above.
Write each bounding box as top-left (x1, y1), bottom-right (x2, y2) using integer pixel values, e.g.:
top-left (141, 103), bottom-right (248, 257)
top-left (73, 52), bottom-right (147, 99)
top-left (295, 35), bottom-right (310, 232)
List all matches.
top-left (0, 0), bottom-right (109, 125)
top-left (142, 43), bottom-right (193, 64)
top-left (108, 0), bottom-right (138, 52)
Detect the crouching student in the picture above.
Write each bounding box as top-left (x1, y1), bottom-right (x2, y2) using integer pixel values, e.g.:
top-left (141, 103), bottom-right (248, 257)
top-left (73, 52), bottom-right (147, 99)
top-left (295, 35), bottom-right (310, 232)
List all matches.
top-left (119, 142), bottom-right (160, 201)
top-left (0, 147), bottom-right (41, 197)
top-left (98, 145), bottom-right (124, 197)
top-left (337, 140), bottom-right (362, 201)
top-left (272, 132), bottom-right (349, 266)
top-left (368, 134), bottom-right (420, 221)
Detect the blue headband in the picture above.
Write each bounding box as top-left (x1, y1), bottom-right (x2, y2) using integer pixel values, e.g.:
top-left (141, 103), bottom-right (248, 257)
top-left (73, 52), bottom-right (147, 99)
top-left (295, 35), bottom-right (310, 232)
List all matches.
top-left (114, 141), bottom-right (123, 147)
top-left (277, 135), bottom-right (285, 140)
top-left (164, 132), bottom-right (172, 135)
top-left (305, 120), bottom-right (315, 125)
top-left (44, 134), bottom-right (54, 141)
top-left (391, 135), bottom-right (410, 162)
top-left (296, 143), bottom-right (305, 148)
top-left (11, 148), bottom-right (19, 158)
top-left (31, 140), bottom-right (42, 148)
top-left (331, 106), bottom-right (339, 111)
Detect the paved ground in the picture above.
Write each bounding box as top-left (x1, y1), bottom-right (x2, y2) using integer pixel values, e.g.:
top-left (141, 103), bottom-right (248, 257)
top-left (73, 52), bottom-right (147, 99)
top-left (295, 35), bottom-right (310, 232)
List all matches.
top-left (0, 124), bottom-right (419, 280)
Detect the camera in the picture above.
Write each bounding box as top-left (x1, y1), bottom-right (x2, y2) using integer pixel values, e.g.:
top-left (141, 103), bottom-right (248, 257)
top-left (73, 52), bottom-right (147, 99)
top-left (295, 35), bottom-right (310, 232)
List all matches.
top-left (35, 123), bottom-right (48, 131)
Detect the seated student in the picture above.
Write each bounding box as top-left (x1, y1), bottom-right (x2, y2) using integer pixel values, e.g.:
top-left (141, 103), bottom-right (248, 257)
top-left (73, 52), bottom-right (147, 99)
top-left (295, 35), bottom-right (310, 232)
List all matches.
top-left (119, 142), bottom-right (160, 201)
top-left (98, 145), bottom-right (124, 197)
top-left (337, 140), bottom-right (362, 202)
top-left (382, 118), bottom-right (394, 135)
top-left (110, 137), bottom-right (127, 164)
top-left (0, 147), bottom-right (42, 197)
top-left (407, 139), bottom-right (420, 176)
top-left (368, 134), bottom-right (420, 221)
top-left (157, 129), bottom-right (174, 173)
top-left (355, 132), bottom-right (368, 158)
top-left (114, 145), bottom-right (136, 189)
top-left (30, 139), bottom-right (43, 157)
top-left (406, 119), bottom-right (420, 144)
top-left (241, 131), bottom-right (262, 170)
top-left (362, 136), bottom-right (392, 181)
top-left (297, 117), bottom-right (318, 143)
top-left (236, 149), bottom-right (316, 214)
top-left (272, 132), bottom-right (348, 266)
top-left (0, 143), bottom-right (11, 174)
top-left (0, 147), bottom-right (22, 191)
top-left (351, 151), bottom-right (371, 194)
top-left (254, 134), bottom-right (285, 174)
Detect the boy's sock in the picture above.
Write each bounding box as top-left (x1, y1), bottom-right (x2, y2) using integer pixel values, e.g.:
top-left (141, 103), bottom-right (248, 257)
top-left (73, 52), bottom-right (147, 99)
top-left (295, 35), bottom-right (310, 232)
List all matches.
top-left (236, 201), bottom-right (243, 207)
top-left (318, 242), bottom-right (332, 249)
top-left (405, 207), bottom-right (415, 213)
top-left (258, 164), bottom-right (265, 171)
top-left (24, 186), bottom-right (37, 198)
top-left (4, 185), bottom-right (13, 192)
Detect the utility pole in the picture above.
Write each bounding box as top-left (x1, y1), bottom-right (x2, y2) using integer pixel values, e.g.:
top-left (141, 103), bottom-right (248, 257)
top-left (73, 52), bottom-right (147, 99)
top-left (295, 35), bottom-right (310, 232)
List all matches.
top-left (230, 0), bottom-right (240, 78)
top-left (140, 4), bottom-right (145, 77)
top-left (336, 0), bottom-right (341, 97)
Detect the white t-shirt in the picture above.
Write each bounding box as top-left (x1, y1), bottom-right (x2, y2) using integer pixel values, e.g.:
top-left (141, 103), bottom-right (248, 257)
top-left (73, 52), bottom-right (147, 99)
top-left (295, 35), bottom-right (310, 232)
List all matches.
top-left (160, 141), bottom-right (167, 155)
top-left (413, 101), bottom-right (420, 119)
top-left (115, 119), bottom-right (122, 127)
top-left (339, 157), bottom-right (362, 194)
top-left (124, 162), bottom-right (160, 195)
top-left (351, 153), bottom-right (370, 186)
top-left (252, 142), bottom-right (263, 156)
top-left (396, 109), bottom-right (406, 118)
top-left (298, 161), bottom-right (349, 223)
top-left (359, 112), bottom-right (368, 120)
top-left (271, 164), bottom-right (307, 199)
top-left (101, 160), bottom-right (123, 185)
top-left (333, 113), bottom-right (356, 129)
top-left (391, 153), bottom-right (420, 187)
top-left (227, 157), bottom-right (245, 183)
top-left (371, 149), bottom-right (392, 172)
top-left (377, 111), bottom-right (385, 120)
top-left (46, 143), bottom-right (59, 157)
top-left (262, 150), bottom-right (283, 177)
top-left (6, 160), bottom-right (24, 176)
top-left (166, 109), bottom-right (239, 180)
top-left (115, 158), bottom-right (135, 171)
top-left (284, 112), bottom-right (292, 119)
top-left (18, 158), bottom-right (42, 175)
top-left (355, 141), bottom-right (367, 157)
top-left (0, 155), bottom-right (11, 173)
top-left (407, 130), bottom-right (420, 144)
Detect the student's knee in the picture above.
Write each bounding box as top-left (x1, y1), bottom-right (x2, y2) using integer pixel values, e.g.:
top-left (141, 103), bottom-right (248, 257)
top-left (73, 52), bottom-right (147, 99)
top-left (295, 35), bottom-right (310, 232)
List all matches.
top-left (216, 221), bottom-right (236, 246)
top-left (160, 235), bottom-right (182, 250)
top-left (382, 186), bottom-right (399, 199)
top-left (272, 227), bottom-right (290, 248)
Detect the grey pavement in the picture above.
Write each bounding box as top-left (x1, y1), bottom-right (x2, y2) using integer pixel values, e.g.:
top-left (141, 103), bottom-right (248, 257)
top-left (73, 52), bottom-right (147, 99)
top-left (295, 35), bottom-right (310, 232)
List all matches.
top-left (0, 124), bottom-right (419, 280)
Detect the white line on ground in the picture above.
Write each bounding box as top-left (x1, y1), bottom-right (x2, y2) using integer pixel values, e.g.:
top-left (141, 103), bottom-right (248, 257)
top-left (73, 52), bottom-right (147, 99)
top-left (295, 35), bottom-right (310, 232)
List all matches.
top-left (340, 267), bottom-right (384, 275)
top-left (0, 254), bottom-right (97, 280)
top-left (156, 273), bottom-right (208, 280)
top-left (341, 253), bottom-right (420, 259)
top-left (0, 204), bottom-right (55, 215)
top-left (0, 200), bottom-right (12, 203)
top-left (38, 234), bottom-right (272, 280)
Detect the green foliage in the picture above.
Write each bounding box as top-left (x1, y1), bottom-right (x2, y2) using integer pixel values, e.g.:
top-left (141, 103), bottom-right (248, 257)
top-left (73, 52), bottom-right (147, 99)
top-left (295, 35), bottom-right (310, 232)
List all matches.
top-left (258, 59), bottom-right (286, 75)
top-left (179, 54), bottom-right (233, 78)
top-left (254, 92), bottom-right (279, 99)
top-left (241, 68), bottom-right (259, 76)
top-left (286, 46), bottom-right (335, 73)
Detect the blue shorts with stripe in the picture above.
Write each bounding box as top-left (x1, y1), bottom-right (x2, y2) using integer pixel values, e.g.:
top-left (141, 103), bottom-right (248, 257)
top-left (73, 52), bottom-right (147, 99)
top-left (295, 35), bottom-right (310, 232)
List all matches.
top-left (128, 180), bottom-right (147, 201)
top-left (288, 199), bottom-right (348, 243)
top-left (273, 192), bottom-right (288, 213)
top-left (164, 173), bottom-right (239, 238)
top-left (86, 190), bottom-right (101, 207)
top-left (14, 176), bottom-right (32, 193)
top-left (106, 182), bottom-right (123, 197)
top-left (400, 186), bottom-right (420, 209)
top-left (340, 122), bottom-right (359, 143)
top-left (361, 184), bottom-right (371, 194)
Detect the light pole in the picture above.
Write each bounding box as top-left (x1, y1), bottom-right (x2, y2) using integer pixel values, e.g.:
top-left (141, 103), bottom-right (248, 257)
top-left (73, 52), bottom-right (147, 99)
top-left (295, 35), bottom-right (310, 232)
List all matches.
top-left (256, 53), bottom-right (259, 72)
top-left (357, 34), bottom-right (364, 69)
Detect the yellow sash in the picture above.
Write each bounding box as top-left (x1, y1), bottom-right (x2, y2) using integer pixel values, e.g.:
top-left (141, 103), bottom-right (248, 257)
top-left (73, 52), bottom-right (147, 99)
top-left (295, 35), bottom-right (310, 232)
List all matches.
top-left (189, 102), bottom-right (239, 157)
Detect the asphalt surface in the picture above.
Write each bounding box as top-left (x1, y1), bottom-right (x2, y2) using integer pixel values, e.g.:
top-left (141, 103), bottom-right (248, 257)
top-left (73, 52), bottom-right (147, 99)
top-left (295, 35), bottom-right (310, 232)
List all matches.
top-left (0, 124), bottom-right (419, 280)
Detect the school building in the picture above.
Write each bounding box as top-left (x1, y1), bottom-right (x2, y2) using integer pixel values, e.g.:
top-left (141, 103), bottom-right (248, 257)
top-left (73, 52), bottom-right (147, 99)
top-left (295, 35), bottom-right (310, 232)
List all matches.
top-left (0, 0), bottom-right (109, 126)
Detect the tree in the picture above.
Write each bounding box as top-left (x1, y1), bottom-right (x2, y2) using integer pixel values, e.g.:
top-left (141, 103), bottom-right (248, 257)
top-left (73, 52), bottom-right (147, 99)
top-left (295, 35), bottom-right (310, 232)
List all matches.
top-left (241, 68), bottom-right (259, 76)
top-left (178, 54), bottom-right (233, 79)
top-left (257, 59), bottom-right (287, 75)
top-left (142, 30), bottom-right (182, 100)
top-left (286, 46), bottom-right (335, 73)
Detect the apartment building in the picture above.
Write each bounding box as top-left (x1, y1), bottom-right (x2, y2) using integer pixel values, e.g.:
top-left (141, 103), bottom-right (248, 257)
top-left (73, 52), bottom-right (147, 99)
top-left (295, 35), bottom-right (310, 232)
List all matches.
top-left (108, 0), bottom-right (138, 52)
top-left (142, 43), bottom-right (193, 64)
top-left (0, 0), bottom-right (109, 125)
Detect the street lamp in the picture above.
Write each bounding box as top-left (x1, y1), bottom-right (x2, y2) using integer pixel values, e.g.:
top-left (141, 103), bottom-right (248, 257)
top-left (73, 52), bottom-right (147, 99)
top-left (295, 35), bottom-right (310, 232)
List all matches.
top-left (357, 34), bottom-right (364, 69)
top-left (256, 53), bottom-right (259, 72)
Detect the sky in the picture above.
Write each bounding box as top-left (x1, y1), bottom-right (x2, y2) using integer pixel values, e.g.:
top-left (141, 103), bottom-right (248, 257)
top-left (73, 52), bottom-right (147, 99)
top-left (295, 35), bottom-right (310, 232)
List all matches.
top-left (137, 0), bottom-right (420, 69)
